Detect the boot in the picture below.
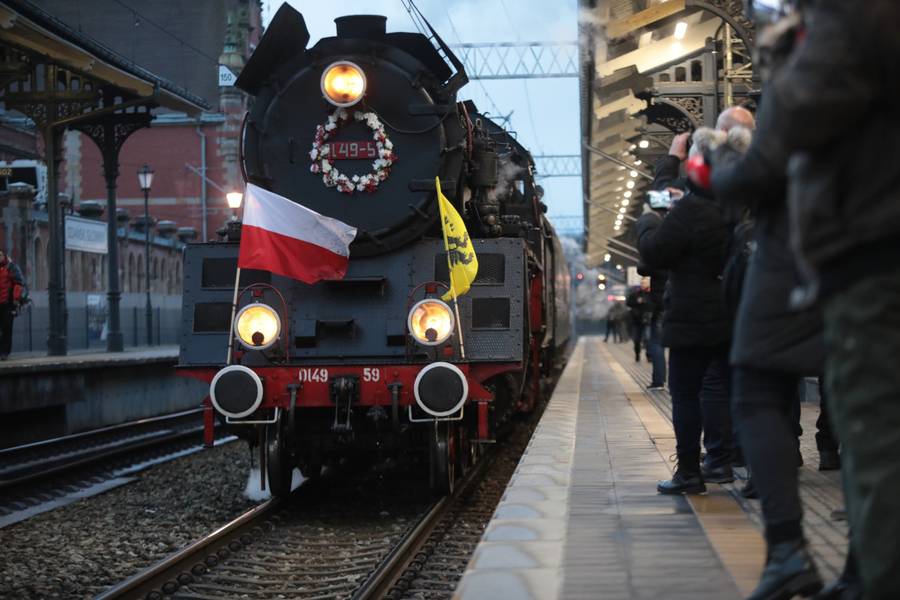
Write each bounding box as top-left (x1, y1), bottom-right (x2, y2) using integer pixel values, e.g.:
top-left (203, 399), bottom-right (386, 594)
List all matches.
top-left (702, 458), bottom-right (735, 484)
top-left (815, 548), bottom-right (862, 600)
top-left (818, 448), bottom-right (841, 471)
top-left (657, 467), bottom-right (706, 495)
top-left (741, 476), bottom-right (759, 499)
top-left (747, 540), bottom-right (823, 600)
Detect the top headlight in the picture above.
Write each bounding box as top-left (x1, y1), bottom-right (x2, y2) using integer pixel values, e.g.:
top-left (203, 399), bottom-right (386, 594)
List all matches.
top-left (320, 61), bottom-right (366, 107)
top-left (408, 299), bottom-right (455, 346)
top-left (235, 303), bottom-right (281, 350)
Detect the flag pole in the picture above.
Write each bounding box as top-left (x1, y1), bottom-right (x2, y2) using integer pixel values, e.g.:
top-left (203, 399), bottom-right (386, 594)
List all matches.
top-left (436, 177), bottom-right (466, 360)
top-left (225, 267), bottom-right (241, 365)
top-left (450, 284), bottom-right (466, 360)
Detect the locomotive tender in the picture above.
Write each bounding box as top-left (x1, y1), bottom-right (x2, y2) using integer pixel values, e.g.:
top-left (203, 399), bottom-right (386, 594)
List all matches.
top-left (179, 5), bottom-right (571, 496)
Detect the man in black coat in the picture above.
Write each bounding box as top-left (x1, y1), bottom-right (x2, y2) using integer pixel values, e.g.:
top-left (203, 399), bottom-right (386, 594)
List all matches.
top-left (714, 1), bottom-right (900, 597)
top-left (637, 130), bottom-right (734, 495)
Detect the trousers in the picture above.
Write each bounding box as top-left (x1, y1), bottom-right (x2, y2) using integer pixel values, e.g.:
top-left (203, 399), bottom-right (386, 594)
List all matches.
top-left (824, 269), bottom-right (900, 599)
top-left (668, 345), bottom-right (732, 470)
top-left (733, 367), bottom-right (804, 537)
top-left (0, 303), bottom-right (13, 356)
top-left (647, 313), bottom-right (666, 386)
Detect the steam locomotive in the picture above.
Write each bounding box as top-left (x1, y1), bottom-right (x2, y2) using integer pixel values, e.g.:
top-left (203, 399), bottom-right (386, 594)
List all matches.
top-left (179, 5), bottom-right (571, 496)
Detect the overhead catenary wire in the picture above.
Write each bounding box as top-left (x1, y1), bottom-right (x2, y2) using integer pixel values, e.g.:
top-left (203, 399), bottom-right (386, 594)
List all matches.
top-left (498, 0), bottom-right (544, 154)
top-left (109, 0), bottom-right (221, 65)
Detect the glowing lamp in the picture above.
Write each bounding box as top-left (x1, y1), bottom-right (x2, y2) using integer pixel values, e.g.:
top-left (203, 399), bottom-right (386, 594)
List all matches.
top-left (408, 299), bottom-right (455, 346)
top-left (226, 191), bottom-right (243, 210)
top-left (321, 61), bottom-right (366, 107)
top-left (235, 303), bottom-right (281, 350)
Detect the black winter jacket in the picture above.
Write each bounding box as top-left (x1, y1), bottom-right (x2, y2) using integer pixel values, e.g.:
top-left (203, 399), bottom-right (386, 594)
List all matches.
top-left (734, 0), bottom-right (900, 297)
top-left (636, 188), bottom-right (731, 349)
top-left (712, 135), bottom-right (825, 375)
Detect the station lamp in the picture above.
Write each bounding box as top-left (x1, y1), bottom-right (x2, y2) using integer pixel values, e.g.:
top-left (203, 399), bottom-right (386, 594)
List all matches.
top-left (674, 21), bottom-right (688, 40)
top-left (604, 253), bottom-right (611, 262)
top-left (638, 140), bottom-right (650, 149)
top-left (226, 191), bottom-right (243, 210)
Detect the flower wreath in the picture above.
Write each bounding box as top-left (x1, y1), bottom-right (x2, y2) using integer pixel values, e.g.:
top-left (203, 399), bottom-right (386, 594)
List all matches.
top-left (309, 108), bottom-right (397, 194)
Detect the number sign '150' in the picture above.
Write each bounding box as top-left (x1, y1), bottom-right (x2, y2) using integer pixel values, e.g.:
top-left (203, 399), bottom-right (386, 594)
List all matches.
top-left (325, 141), bottom-right (378, 160)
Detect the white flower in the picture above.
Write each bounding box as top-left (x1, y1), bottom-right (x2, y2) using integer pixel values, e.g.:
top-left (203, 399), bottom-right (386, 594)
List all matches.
top-left (352, 175), bottom-right (359, 182)
top-left (325, 123), bottom-right (336, 132)
top-left (384, 140), bottom-right (393, 150)
top-left (322, 161), bottom-right (332, 172)
top-left (309, 149), bottom-right (318, 160)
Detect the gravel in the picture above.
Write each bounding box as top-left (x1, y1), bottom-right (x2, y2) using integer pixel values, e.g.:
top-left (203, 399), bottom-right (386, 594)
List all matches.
top-left (0, 440), bottom-right (258, 599)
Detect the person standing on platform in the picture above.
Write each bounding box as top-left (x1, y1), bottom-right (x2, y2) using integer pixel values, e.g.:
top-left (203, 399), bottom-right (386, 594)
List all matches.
top-left (625, 278), bottom-right (654, 363)
top-left (604, 301), bottom-right (626, 343)
top-left (639, 263), bottom-right (668, 390)
top-left (716, 1), bottom-right (900, 597)
top-left (637, 129), bottom-right (735, 495)
top-left (0, 250), bottom-right (25, 360)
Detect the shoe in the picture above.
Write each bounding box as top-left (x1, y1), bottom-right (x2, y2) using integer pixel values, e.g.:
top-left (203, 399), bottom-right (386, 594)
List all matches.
top-left (818, 449), bottom-right (841, 471)
top-left (797, 447), bottom-right (804, 468)
top-left (747, 540), bottom-right (823, 600)
top-left (830, 508), bottom-right (847, 522)
top-left (647, 383), bottom-right (665, 391)
top-left (741, 477), bottom-right (759, 499)
top-left (657, 469), bottom-right (706, 495)
top-left (702, 462), bottom-right (735, 484)
top-left (635, 354), bottom-right (641, 362)
top-left (732, 447), bottom-right (746, 468)
top-left (814, 577), bottom-right (862, 600)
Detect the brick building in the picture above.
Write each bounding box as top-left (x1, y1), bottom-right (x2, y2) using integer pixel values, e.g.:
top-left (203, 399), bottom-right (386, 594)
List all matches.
top-left (0, 0), bottom-right (261, 296)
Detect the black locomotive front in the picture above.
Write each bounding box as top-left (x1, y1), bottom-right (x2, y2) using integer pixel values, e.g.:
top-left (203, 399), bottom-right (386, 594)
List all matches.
top-left (179, 6), bottom-right (571, 496)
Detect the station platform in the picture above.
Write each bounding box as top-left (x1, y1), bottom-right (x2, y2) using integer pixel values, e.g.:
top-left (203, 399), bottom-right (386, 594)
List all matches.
top-left (0, 345), bottom-right (178, 375)
top-left (0, 345), bottom-right (206, 448)
top-left (455, 336), bottom-right (848, 599)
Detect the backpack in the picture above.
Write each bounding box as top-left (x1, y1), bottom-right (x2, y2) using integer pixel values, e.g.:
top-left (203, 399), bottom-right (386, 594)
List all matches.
top-left (722, 219), bottom-right (755, 316)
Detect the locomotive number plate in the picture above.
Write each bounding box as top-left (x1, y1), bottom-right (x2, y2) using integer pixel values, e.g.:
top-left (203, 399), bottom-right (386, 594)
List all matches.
top-left (299, 368), bottom-right (329, 383)
top-left (325, 141), bottom-right (378, 160)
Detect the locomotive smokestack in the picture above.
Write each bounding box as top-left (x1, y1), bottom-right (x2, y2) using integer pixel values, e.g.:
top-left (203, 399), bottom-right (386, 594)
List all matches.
top-left (335, 15), bottom-right (387, 39)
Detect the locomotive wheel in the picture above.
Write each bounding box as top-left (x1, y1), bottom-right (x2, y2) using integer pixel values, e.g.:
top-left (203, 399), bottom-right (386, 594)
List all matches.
top-left (429, 421), bottom-right (456, 496)
top-left (266, 418), bottom-right (293, 498)
top-left (456, 423), bottom-right (475, 475)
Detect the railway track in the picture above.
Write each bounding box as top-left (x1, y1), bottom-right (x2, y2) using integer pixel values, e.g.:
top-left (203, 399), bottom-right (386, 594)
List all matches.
top-left (98, 391), bottom-right (549, 600)
top-left (0, 408), bottom-right (231, 528)
top-left (96, 449), bottom-right (493, 600)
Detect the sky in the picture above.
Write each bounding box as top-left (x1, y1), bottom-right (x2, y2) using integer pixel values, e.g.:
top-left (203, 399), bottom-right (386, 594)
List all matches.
top-left (262, 0), bottom-right (583, 229)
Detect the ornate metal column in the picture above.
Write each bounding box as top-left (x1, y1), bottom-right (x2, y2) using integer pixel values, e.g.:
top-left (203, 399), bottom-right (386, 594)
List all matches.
top-left (75, 94), bottom-right (152, 352)
top-left (43, 117), bottom-right (66, 355)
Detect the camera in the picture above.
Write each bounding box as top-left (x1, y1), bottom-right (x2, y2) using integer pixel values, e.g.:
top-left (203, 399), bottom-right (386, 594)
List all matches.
top-left (647, 190), bottom-right (674, 210)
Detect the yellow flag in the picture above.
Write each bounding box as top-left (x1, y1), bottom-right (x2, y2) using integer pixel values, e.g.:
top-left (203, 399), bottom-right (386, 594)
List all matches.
top-left (436, 177), bottom-right (478, 302)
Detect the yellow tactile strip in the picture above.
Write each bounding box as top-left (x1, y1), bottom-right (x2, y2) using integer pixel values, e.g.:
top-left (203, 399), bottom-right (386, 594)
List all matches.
top-left (599, 341), bottom-right (767, 596)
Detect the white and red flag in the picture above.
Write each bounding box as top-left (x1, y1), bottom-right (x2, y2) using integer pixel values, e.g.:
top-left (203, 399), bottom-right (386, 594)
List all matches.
top-left (238, 183), bottom-right (357, 283)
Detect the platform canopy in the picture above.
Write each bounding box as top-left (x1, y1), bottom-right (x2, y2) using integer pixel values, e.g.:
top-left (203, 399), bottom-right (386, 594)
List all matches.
top-left (578, 0), bottom-right (756, 270)
top-left (0, 0), bottom-right (209, 116)
top-left (0, 0), bottom-right (211, 356)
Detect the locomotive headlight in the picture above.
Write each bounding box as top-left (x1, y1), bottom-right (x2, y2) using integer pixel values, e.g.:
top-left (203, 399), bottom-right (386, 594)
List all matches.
top-left (408, 299), bottom-right (455, 346)
top-left (321, 61), bottom-right (366, 107)
top-left (235, 303), bottom-right (281, 350)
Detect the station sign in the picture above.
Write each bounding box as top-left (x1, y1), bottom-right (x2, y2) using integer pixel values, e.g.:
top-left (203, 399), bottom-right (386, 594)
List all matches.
top-left (65, 215), bottom-right (108, 254)
top-left (218, 65), bottom-right (237, 87)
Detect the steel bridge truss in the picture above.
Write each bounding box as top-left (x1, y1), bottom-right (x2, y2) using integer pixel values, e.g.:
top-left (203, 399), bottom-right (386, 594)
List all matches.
top-left (450, 42), bottom-right (579, 80)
